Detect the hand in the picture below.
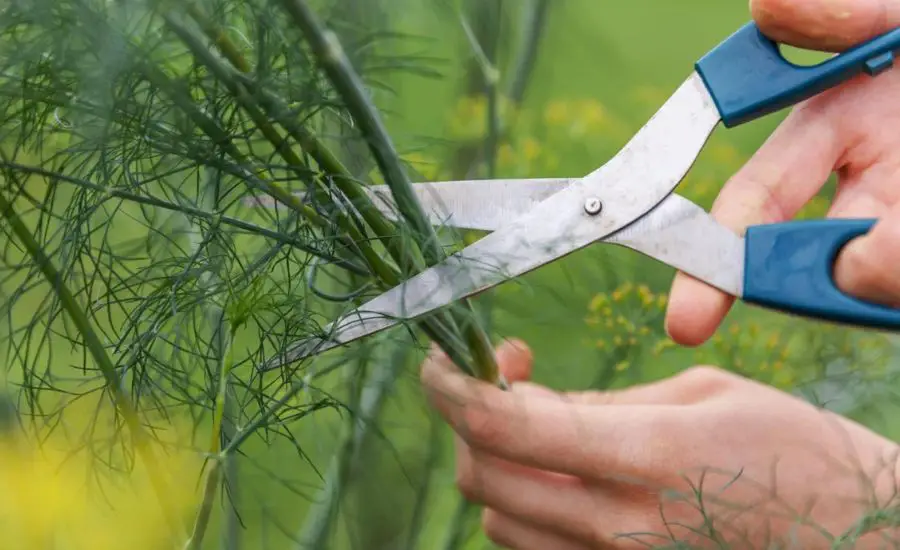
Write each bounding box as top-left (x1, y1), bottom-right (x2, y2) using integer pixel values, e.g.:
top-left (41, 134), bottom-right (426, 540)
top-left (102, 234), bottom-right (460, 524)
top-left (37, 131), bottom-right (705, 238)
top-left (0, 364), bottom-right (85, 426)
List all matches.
top-left (666, 0), bottom-right (900, 347)
top-left (421, 340), bottom-right (900, 549)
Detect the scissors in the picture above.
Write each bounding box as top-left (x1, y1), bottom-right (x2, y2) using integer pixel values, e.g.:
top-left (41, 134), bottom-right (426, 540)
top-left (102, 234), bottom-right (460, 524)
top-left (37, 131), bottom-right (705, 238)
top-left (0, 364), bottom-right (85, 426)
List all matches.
top-left (257, 21), bottom-right (900, 372)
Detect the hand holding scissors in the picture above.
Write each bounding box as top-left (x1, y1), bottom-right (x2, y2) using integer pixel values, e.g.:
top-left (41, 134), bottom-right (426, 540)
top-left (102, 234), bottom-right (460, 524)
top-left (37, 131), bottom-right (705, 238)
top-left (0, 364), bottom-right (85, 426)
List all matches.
top-left (260, 19), bottom-right (900, 371)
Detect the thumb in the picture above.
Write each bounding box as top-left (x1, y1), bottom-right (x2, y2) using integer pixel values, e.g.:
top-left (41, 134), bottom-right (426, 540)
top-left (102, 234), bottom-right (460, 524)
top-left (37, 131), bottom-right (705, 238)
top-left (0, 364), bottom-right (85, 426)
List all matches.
top-left (833, 204), bottom-right (900, 307)
top-left (751, 0), bottom-right (900, 51)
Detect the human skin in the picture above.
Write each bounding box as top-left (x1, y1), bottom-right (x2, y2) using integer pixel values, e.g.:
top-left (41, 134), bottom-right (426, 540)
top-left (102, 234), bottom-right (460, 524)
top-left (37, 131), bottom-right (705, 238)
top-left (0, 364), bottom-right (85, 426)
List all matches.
top-left (421, 341), bottom-right (900, 549)
top-left (666, 0), bottom-right (900, 346)
top-left (419, 0), bottom-right (900, 548)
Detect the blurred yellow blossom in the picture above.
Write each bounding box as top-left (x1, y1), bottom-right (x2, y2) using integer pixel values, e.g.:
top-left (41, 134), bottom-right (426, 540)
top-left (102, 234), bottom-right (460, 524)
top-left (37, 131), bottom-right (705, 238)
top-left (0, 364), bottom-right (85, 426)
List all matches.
top-left (544, 100), bottom-right (569, 126)
top-left (0, 397), bottom-right (201, 550)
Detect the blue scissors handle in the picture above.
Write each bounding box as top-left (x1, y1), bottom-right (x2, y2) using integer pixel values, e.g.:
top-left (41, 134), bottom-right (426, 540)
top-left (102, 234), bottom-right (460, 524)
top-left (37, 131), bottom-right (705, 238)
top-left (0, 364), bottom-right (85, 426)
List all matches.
top-left (696, 22), bottom-right (900, 127)
top-left (693, 24), bottom-right (900, 329)
top-left (743, 219), bottom-right (900, 330)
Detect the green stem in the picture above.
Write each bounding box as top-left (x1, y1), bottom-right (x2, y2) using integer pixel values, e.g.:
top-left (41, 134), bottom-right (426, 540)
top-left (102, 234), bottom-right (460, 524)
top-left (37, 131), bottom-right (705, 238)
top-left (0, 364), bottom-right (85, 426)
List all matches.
top-left (277, 0), bottom-right (438, 270)
top-left (185, 321), bottom-right (237, 550)
top-left (70, 4), bottom-right (396, 286)
top-left (168, 3), bottom-right (479, 377)
top-left (179, 3), bottom-right (406, 264)
top-left (279, 0), bottom-right (500, 382)
top-left (294, 340), bottom-right (410, 549)
top-left (0, 171), bottom-right (185, 542)
top-left (138, 58), bottom-right (402, 285)
top-left (160, 13), bottom-right (409, 290)
top-left (508, 0), bottom-right (551, 105)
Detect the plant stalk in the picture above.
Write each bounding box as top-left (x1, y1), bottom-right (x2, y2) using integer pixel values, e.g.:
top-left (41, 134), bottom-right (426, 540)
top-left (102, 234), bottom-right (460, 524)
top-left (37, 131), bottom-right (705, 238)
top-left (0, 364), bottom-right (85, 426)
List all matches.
top-left (177, 4), bottom-right (410, 266)
top-left (278, 0), bottom-right (500, 383)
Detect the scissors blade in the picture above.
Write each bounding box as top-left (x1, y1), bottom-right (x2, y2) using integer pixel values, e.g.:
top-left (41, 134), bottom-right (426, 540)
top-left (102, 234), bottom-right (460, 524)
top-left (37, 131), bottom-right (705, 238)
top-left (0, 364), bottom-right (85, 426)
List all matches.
top-left (366, 178), bottom-right (577, 231)
top-left (374, 181), bottom-right (744, 294)
top-left (243, 178), bottom-right (575, 231)
top-left (260, 72), bottom-right (722, 371)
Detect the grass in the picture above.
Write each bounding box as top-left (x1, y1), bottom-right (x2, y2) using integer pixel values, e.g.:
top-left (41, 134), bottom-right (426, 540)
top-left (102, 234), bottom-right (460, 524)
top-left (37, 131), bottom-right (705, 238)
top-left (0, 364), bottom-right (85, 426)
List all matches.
top-left (1, 1), bottom-right (898, 549)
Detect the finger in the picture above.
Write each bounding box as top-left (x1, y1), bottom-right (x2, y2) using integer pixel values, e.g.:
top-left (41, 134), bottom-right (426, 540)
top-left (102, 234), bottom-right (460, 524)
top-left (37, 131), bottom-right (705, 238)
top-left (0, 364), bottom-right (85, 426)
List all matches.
top-left (421, 356), bottom-right (681, 481)
top-left (456, 446), bottom-right (652, 544)
top-left (665, 102), bottom-right (841, 346)
top-left (833, 199), bottom-right (900, 307)
top-left (482, 508), bottom-right (593, 550)
top-left (496, 338), bottom-right (533, 384)
top-left (751, 0), bottom-right (900, 51)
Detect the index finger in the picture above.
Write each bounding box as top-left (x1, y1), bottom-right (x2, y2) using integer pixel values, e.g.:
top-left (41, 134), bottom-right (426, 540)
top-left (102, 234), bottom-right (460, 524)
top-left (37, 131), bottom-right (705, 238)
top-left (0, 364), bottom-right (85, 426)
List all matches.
top-left (420, 351), bottom-right (683, 483)
top-left (665, 101), bottom-right (841, 346)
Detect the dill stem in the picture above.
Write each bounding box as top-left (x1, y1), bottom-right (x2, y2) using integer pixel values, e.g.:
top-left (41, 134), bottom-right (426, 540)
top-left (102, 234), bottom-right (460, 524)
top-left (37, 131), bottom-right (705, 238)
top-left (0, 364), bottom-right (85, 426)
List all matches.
top-left (0, 180), bottom-right (185, 542)
top-left (167, 5), bottom-right (474, 375)
top-left (209, 326), bottom-right (236, 455)
top-left (279, 0), bottom-right (500, 383)
top-left (161, 14), bottom-right (403, 285)
top-left (294, 340), bottom-right (409, 549)
top-left (186, 459), bottom-right (222, 550)
top-left (134, 58), bottom-right (401, 283)
top-left (179, 4), bottom-right (409, 266)
top-left (508, 0), bottom-right (551, 105)
top-left (185, 322), bottom-right (237, 550)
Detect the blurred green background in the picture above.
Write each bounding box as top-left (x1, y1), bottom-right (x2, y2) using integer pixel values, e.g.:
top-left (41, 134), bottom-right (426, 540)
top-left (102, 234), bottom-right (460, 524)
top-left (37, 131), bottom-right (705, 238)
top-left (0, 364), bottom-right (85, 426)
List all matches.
top-left (3, 1), bottom-right (899, 549)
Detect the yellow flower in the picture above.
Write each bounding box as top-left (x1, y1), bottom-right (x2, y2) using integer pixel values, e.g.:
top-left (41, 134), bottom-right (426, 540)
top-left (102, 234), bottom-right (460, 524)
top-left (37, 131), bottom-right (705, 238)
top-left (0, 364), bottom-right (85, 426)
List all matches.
top-left (544, 101), bottom-right (569, 126)
top-left (497, 143), bottom-right (517, 167)
top-left (522, 138), bottom-right (541, 162)
top-left (748, 323), bottom-right (759, 337)
top-left (615, 361), bottom-right (630, 372)
top-left (0, 402), bottom-right (200, 550)
top-left (588, 293), bottom-right (607, 312)
top-left (579, 99), bottom-right (606, 129)
top-left (613, 335), bottom-right (623, 346)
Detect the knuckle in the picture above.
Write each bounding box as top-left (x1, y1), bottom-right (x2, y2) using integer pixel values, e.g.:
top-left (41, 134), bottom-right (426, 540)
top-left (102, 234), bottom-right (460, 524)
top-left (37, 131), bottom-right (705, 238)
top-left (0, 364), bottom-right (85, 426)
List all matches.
top-left (460, 405), bottom-right (508, 449)
top-left (679, 365), bottom-right (736, 390)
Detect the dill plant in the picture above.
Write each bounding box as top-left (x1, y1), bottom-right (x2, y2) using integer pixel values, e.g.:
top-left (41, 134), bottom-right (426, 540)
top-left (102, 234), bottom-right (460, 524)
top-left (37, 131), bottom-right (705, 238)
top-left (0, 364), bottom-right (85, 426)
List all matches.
top-left (0, 0), bottom-right (560, 548)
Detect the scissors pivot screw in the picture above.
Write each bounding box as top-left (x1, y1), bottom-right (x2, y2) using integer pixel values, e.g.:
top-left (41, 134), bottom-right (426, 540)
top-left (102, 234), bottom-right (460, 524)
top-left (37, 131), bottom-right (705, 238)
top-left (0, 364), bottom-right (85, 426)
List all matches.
top-left (584, 197), bottom-right (603, 216)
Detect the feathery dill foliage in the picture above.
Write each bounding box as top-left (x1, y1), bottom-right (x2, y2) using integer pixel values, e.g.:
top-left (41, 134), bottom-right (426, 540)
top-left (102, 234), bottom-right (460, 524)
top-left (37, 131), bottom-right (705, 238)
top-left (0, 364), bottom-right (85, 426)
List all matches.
top-left (0, 0), bottom-right (508, 546)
